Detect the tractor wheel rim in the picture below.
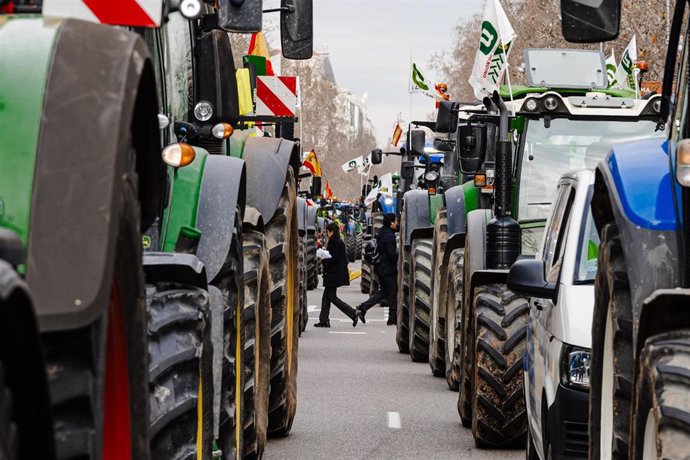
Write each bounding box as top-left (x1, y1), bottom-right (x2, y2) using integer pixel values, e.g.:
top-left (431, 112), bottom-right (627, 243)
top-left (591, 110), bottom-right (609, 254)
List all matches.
top-left (103, 278), bottom-right (131, 460)
top-left (642, 408), bottom-right (658, 460)
top-left (601, 308), bottom-right (615, 460)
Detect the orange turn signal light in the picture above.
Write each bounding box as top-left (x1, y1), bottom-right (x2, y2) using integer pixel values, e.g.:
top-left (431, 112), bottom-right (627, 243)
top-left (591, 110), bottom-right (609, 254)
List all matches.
top-left (428, 187), bottom-right (437, 195)
top-left (162, 143), bottom-right (196, 168)
top-left (474, 174), bottom-right (487, 187)
top-left (212, 122), bottom-right (234, 140)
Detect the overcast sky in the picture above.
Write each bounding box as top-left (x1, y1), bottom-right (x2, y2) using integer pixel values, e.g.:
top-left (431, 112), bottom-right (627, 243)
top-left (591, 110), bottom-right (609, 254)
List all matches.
top-left (310, 0), bottom-right (484, 147)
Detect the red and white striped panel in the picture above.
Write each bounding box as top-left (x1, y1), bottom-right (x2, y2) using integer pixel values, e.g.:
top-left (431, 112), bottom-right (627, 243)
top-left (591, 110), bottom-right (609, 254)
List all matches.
top-left (43, 0), bottom-right (162, 27)
top-left (256, 76), bottom-right (298, 118)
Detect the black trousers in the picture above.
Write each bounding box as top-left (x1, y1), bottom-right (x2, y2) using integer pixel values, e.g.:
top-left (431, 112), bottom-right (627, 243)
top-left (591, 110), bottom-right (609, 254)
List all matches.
top-left (320, 286), bottom-right (356, 322)
top-left (359, 269), bottom-right (397, 320)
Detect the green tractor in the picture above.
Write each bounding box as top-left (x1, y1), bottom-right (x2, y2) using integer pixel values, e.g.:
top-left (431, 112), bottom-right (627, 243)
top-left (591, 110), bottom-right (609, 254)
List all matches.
top-left (440, 52), bottom-right (662, 447)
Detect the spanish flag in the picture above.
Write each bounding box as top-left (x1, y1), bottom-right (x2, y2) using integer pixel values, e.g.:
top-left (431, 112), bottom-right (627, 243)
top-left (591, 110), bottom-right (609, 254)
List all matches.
top-left (303, 150), bottom-right (322, 177)
top-left (392, 123), bottom-right (403, 147)
top-left (325, 181), bottom-right (333, 199)
top-left (248, 31), bottom-right (275, 76)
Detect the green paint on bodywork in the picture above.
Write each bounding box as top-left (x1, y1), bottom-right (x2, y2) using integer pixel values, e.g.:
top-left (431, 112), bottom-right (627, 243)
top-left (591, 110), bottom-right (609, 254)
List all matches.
top-left (499, 85), bottom-right (636, 100)
top-left (229, 129), bottom-right (253, 158)
top-left (160, 147), bottom-right (208, 252)
top-left (429, 193), bottom-right (444, 225)
top-left (0, 18), bottom-right (59, 247)
top-left (462, 181), bottom-right (479, 215)
top-left (510, 116), bottom-right (526, 133)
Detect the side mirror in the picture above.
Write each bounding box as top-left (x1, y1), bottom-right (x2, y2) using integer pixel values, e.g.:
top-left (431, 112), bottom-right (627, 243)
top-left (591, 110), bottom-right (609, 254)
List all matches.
top-left (561, 0), bottom-right (620, 43)
top-left (435, 101), bottom-right (459, 133)
top-left (218, 0), bottom-right (263, 32)
top-left (410, 130), bottom-right (426, 156)
top-left (433, 137), bottom-right (454, 152)
top-left (281, 0), bottom-right (313, 59)
top-left (194, 30), bottom-right (239, 123)
top-left (401, 161), bottom-right (414, 181)
top-left (371, 149), bottom-right (383, 165)
top-left (457, 124), bottom-right (486, 175)
top-left (507, 259), bottom-right (557, 300)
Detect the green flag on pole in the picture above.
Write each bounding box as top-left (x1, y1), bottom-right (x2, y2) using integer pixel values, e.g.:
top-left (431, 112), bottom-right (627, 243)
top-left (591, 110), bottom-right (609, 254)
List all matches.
top-left (411, 63), bottom-right (430, 93)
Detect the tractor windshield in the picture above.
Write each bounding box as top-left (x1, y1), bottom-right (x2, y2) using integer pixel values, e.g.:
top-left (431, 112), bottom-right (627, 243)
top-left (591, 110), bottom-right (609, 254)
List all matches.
top-left (518, 118), bottom-right (662, 221)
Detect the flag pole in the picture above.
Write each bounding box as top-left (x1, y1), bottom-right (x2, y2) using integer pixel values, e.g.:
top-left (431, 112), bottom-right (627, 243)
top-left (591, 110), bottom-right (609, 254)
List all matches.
top-left (496, 22), bottom-right (515, 116)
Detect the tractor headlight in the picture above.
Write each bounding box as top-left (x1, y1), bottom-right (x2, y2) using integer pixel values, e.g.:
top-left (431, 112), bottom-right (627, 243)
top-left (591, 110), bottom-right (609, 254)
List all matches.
top-left (524, 99), bottom-right (538, 112)
top-left (384, 198), bottom-right (394, 205)
top-left (677, 140), bottom-right (690, 187)
top-left (194, 100), bottom-right (214, 122)
top-left (424, 171), bottom-right (440, 182)
top-left (543, 96), bottom-right (559, 111)
top-left (561, 346), bottom-right (591, 390)
top-left (180, 0), bottom-right (202, 18)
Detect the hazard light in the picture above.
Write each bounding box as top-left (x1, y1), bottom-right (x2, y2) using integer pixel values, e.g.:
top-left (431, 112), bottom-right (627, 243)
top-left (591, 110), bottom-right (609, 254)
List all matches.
top-left (162, 143), bottom-right (196, 168)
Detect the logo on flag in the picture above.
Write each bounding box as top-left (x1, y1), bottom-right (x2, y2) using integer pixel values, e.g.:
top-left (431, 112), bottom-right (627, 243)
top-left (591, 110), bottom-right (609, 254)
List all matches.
top-left (392, 124), bottom-right (403, 147)
top-left (303, 150), bottom-right (322, 177)
top-left (606, 51), bottom-right (618, 89)
top-left (411, 63), bottom-right (430, 93)
top-left (615, 35), bottom-right (638, 94)
top-left (256, 76), bottom-right (298, 118)
top-left (341, 156), bottom-right (364, 173)
top-left (468, 0), bottom-right (516, 100)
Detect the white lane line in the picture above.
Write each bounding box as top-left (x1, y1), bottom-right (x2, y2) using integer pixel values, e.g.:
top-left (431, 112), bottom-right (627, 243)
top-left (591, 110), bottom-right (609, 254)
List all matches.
top-left (328, 331), bottom-right (366, 335)
top-left (387, 412), bottom-right (401, 429)
top-left (307, 305), bottom-right (319, 312)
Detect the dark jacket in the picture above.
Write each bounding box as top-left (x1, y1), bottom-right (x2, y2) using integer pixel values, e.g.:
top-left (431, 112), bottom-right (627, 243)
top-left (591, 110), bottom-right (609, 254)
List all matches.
top-left (322, 237), bottom-right (350, 287)
top-left (375, 226), bottom-right (398, 275)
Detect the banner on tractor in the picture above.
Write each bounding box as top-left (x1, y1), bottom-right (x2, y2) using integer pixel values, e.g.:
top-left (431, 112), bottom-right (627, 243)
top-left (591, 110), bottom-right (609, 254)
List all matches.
top-left (364, 173), bottom-right (394, 206)
top-left (43, 0), bottom-right (162, 27)
top-left (256, 76), bottom-right (298, 118)
top-left (468, 0), bottom-right (516, 100)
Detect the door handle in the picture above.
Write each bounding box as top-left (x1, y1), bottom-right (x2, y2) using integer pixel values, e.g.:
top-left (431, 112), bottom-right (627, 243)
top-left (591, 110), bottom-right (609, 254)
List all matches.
top-left (533, 300), bottom-right (544, 311)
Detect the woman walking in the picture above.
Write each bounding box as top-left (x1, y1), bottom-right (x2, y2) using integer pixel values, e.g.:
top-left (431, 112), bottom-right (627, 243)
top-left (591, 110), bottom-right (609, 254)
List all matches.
top-left (315, 222), bottom-right (363, 328)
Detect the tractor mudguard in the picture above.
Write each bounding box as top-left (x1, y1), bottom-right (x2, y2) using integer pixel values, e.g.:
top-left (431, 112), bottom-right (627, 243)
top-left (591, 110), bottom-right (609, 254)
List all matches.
top-left (464, 209), bottom-right (493, 298)
top-left (25, 19), bottom-right (161, 331)
top-left (593, 140), bottom-right (681, 350)
top-left (444, 184), bottom-right (468, 238)
top-left (243, 137), bottom-right (300, 223)
top-left (307, 205), bottom-right (317, 232)
top-left (143, 253), bottom-right (208, 290)
top-left (297, 197), bottom-right (308, 237)
top-left (196, 155), bottom-right (246, 283)
top-left (402, 189), bottom-right (432, 247)
top-left (0, 260), bottom-right (55, 459)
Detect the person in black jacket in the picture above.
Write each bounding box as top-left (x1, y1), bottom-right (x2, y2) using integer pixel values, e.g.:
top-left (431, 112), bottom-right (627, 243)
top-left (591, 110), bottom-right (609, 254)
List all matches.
top-left (315, 222), bottom-right (363, 328)
top-left (356, 213), bottom-right (398, 325)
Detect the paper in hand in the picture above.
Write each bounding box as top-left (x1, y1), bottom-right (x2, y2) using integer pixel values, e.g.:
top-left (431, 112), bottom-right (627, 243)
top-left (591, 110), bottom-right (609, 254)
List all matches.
top-left (316, 248), bottom-right (332, 260)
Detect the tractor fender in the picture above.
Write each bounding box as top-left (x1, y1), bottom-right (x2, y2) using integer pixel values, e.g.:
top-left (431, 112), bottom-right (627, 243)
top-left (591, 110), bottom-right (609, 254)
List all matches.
top-left (143, 253), bottom-right (208, 290)
top-left (196, 155), bottom-right (247, 283)
top-left (26, 20), bottom-right (161, 331)
top-left (593, 140), bottom-right (681, 347)
top-left (0, 261), bottom-right (55, 458)
top-left (307, 205), bottom-right (317, 232)
top-left (243, 136), bottom-right (300, 224)
top-left (402, 189), bottom-right (432, 247)
top-left (297, 197), bottom-right (308, 237)
top-left (444, 184), bottom-right (467, 238)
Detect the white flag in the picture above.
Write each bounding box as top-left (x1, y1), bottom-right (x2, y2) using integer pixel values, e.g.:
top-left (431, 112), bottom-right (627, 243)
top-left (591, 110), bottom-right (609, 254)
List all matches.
top-left (358, 154), bottom-right (372, 175)
top-left (364, 173), bottom-right (394, 207)
top-left (341, 156), bottom-right (364, 173)
top-left (615, 35), bottom-right (638, 94)
top-left (606, 50), bottom-right (618, 89)
top-left (468, 0), bottom-right (516, 100)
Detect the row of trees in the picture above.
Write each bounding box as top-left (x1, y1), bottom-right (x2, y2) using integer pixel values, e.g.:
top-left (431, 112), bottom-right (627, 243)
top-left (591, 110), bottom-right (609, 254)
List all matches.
top-left (432, 0), bottom-right (669, 99)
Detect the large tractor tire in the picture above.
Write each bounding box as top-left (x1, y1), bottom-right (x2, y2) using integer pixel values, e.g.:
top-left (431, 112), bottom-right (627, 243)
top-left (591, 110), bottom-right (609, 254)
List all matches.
top-left (396, 215), bottom-right (411, 354)
top-left (298, 238), bottom-right (308, 334)
top-left (632, 331), bottom-right (690, 459)
top-left (590, 221), bottom-right (633, 460)
top-left (146, 285), bottom-right (213, 460)
top-left (355, 232), bottom-right (363, 260)
top-left (42, 159), bottom-right (150, 460)
top-left (306, 232), bottom-right (318, 291)
top-left (208, 210), bottom-right (248, 460)
top-left (408, 238), bottom-right (433, 363)
top-left (242, 230), bottom-right (272, 459)
top-left (265, 170), bottom-right (300, 438)
top-left (471, 284), bottom-right (528, 448)
top-left (429, 210), bottom-right (448, 377)
top-left (458, 248), bottom-right (474, 427)
top-left (444, 248), bottom-right (464, 392)
top-left (0, 361), bottom-right (18, 460)
top-left (361, 256), bottom-right (373, 294)
top-left (345, 233), bottom-right (358, 263)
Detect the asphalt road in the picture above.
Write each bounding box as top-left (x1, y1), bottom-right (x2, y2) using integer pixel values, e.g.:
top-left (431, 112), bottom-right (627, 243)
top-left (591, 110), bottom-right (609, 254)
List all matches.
top-left (265, 265), bottom-right (523, 460)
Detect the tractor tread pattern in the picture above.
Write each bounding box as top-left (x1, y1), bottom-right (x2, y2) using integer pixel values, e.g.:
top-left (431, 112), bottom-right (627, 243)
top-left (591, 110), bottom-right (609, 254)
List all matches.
top-left (429, 210), bottom-right (448, 377)
top-left (409, 238), bottom-right (433, 362)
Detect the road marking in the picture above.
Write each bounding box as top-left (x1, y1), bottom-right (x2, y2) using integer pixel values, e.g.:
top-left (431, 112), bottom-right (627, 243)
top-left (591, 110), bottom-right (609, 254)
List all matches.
top-left (387, 412), bottom-right (401, 429)
top-left (328, 331), bottom-right (366, 335)
top-left (307, 305), bottom-right (319, 312)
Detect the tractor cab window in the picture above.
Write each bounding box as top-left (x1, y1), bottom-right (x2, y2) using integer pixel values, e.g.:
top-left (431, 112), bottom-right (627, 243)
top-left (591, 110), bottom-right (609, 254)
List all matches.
top-left (518, 118), bottom-right (662, 222)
